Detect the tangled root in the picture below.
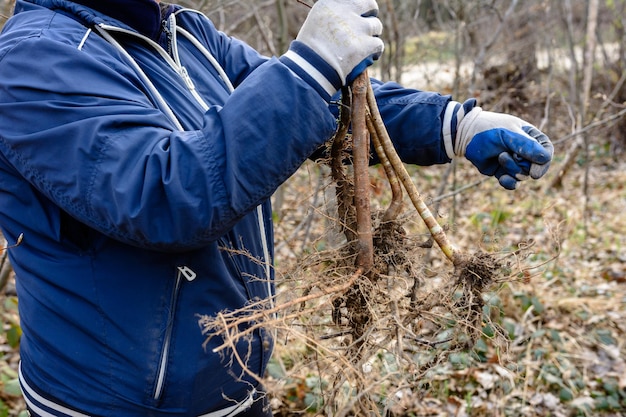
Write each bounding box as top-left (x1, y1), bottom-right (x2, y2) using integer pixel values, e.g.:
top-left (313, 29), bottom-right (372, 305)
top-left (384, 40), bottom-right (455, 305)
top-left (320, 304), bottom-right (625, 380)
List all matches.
top-left (199, 210), bottom-right (519, 416)
top-left (399, 249), bottom-right (507, 356)
top-left (454, 251), bottom-right (501, 292)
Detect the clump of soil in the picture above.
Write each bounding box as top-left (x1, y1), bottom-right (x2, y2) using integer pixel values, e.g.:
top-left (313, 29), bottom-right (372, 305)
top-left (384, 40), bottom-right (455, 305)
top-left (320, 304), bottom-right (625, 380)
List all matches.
top-left (454, 251), bottom-right (501, 292)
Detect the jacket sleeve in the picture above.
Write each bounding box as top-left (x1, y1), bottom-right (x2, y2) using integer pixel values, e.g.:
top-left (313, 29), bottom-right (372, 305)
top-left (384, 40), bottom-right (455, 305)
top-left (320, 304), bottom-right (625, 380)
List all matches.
top-left (181, 11), bottom-right (452, 166)
top-left (326, 79), bottom-right (453, 166)
top-left (0, 33), bottom-right (336, 251)
top-left (370, 79), bottom-right (453, 166)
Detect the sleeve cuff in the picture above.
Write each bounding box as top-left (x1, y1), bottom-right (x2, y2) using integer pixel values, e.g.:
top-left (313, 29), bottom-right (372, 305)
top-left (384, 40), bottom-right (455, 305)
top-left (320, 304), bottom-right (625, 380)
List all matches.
top-left (279, 41), bottom-right (342, 102)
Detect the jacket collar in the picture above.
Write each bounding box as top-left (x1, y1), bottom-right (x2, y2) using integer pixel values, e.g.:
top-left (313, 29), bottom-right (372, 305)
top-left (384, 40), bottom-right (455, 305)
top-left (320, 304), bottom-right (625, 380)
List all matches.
top-left (69, 0), bottom-right (164, 39)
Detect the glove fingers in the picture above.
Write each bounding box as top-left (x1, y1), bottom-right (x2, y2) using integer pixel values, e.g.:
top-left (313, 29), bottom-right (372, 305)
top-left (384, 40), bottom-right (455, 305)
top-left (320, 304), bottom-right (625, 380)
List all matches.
top-left (461, 110), bottom-right (554, 187)
top-left (522, 125), bottom-right (548, 145)
top-left (518, 126), bottom-right (553, 179)
top-left (523, 125), bottom-right (554, 154)
top-left (365, 14), bottom-right (384, 37)
top-left (496, 173), bottom-right (518, 190)
top-left (287, 0), bottom-right (385, 96)
top-left (345, 0), bottom-right (380, 15)
top-left (345, 17), bottom-right (383, 84)
top-left (353, 12), bottom-right (383, 50)
top-left (529, 160), bottom-right (551, 180)
top-left (505, 130), bottom-right (552, 165)
top-left (498, 152), bottom-right (530, 180)
top-left (491, 162), bottom-right (519, 190)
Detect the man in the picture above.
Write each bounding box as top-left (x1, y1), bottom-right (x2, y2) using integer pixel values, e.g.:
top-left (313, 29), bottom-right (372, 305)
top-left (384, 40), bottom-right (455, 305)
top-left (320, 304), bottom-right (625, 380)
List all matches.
top-left (0, 0), bottom-right (553, 416)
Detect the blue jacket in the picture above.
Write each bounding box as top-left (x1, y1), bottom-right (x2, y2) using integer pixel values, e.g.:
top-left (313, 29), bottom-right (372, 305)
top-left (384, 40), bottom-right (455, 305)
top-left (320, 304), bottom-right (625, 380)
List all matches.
top-left (0, 0), bottom-right (452, 415)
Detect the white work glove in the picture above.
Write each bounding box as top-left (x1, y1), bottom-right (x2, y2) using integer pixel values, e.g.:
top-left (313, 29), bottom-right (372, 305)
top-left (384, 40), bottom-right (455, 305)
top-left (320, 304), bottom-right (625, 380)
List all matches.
top-left (280, 0), bottom-right (384, 101)
top-left (443, 100), bottom-right (554, 190)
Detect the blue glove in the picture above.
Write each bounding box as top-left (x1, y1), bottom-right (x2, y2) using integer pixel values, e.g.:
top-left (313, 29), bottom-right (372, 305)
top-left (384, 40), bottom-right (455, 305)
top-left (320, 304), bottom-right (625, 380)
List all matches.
top-left (280, 0), bottom-right (384, 102)
top-left (443, 101), bottom-right (554, 190)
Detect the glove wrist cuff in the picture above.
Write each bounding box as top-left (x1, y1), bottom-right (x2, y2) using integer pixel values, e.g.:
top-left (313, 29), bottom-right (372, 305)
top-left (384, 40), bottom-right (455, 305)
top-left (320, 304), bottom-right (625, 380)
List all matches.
top-left (280, 41), bottom-right (342, 102)
top-left (442, 99), bottom-right (477, 158)
top-left (456, 105), bottom-right (482, 156)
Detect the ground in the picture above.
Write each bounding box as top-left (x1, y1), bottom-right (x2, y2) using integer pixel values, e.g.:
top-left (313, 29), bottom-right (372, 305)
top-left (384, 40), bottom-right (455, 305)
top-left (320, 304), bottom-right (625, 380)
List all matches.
top-left (264, 152), bottom-right (626, 416)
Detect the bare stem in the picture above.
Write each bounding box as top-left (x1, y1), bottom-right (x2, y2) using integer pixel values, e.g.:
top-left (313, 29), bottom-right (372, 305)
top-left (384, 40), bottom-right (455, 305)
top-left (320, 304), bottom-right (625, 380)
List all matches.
top-left (364, 78), bottom-right (460, 264)
top-left (330, 87), bottom-right (357, 243)
top-left (366, 111), bottom-right (403, 223)
top-left (351, 73), bottom-right (374, 272)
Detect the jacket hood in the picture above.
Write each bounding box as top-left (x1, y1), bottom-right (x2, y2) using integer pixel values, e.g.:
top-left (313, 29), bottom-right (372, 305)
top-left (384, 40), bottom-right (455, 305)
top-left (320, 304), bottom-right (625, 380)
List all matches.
top-left (17, 0), bottom-right (169, 39)
top-left (70, 0), bottom-right (163, 39)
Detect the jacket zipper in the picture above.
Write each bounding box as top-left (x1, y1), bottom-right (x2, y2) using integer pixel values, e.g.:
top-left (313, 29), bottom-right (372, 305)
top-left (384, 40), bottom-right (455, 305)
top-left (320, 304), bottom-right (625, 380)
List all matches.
top-left (153, 265), bottom-right (196, 401)
top-left (95, 20), bottom-right (209, 123)
top-left (163, 14), bottom-right (210, 111)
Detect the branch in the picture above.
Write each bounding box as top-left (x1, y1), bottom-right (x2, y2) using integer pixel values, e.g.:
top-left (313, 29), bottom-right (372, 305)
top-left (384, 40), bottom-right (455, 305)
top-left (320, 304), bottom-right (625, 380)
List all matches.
top-left (553, 106), bottom-right (626, 146)
top-left (351, 74), bottom-right (374, 272)
top-left (366, 112), bottom-right (403, 222)
top-left (364, 77), bottom-right (460, 264)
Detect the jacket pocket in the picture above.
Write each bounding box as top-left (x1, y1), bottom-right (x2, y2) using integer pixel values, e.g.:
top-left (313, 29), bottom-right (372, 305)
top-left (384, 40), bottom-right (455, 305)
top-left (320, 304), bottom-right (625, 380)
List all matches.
top-left (152, 265), bottom-right (196, 402)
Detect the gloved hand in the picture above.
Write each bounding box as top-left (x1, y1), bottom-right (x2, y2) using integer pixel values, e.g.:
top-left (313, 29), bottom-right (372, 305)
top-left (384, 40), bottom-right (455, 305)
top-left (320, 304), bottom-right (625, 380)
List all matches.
top-left (280, 0), bottom-right (384, 101)
top-left (443, 100), bottom-right (554, 190)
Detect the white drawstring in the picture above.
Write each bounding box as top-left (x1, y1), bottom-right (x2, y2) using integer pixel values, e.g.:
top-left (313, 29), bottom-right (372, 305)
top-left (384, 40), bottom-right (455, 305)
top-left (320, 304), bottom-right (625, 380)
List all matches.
top-left (93, 24), bottom-right (185, 130)
top-left (175, 26), bottom-right (236, 94)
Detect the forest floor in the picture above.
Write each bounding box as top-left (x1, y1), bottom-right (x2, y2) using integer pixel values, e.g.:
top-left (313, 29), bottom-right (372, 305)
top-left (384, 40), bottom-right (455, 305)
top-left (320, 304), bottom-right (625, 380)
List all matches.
top-left (263, 153), bottom-right (626, 417)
